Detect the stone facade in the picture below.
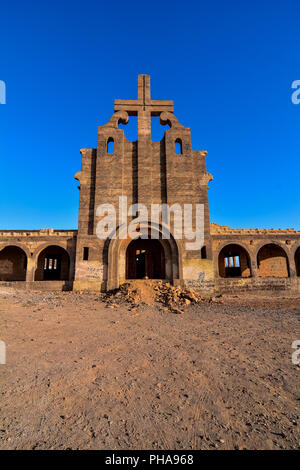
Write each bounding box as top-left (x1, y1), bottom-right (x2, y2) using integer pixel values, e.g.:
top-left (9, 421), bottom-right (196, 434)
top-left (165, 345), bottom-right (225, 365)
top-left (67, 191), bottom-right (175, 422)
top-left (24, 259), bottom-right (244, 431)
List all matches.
top-left (0, 75), bottom-right (299, 293)
top-left (211, 223), bottom-right (300, 293)
top-left (0, 229), bottom-right (76, 289)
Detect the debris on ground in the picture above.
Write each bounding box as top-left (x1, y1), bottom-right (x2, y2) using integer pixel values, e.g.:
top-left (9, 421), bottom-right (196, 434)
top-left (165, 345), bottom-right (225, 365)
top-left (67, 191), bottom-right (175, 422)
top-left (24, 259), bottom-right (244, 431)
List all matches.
top-left (0, 281), bottom-right (223, 313)
top-left (103, 280), bottom-right (222, 313)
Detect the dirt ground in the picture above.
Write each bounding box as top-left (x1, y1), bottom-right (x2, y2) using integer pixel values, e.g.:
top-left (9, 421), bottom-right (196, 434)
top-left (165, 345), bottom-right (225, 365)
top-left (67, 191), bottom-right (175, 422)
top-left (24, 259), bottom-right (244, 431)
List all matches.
top-left (0, 285), bottom-right (299, 450)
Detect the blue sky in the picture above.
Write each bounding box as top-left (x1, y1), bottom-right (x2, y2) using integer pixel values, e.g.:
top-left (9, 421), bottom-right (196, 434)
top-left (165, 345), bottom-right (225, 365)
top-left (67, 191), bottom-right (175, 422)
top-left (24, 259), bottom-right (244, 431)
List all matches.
top-left (1, 0), bottom-right (299, 230)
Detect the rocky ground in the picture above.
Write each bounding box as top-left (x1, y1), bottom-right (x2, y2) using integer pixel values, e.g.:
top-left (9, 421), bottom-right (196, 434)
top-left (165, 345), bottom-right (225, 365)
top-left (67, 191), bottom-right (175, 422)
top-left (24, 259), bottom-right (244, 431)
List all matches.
top-left (0, 283), bottom-right (299, 450)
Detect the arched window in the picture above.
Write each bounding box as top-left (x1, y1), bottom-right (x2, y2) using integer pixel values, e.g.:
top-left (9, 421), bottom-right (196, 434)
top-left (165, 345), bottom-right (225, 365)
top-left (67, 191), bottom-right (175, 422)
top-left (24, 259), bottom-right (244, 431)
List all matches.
top-left (218, 244), bottom-right (251, 278)
top-left (175, 139), bottom-right (183, 155)
top-left (107, 137), bottom-right (114, 154)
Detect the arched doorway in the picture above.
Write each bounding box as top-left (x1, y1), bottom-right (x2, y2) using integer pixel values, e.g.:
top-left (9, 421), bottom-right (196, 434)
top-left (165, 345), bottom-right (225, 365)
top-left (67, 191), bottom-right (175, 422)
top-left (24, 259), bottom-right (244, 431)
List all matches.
top-left (0, 246), bottom-right (27, 281)
top-left (257, 244), bottom-right (289, 277)
top-left (35, 245), bottom-right (70, 281)
top-left (126, 238), bottom-right (165, 279)
top-left (106, 222), bottom-right (182, 290)
top-left (218, 244), bottom-right (251, 278)
top-left (295, 247), bottom-right (300, 277)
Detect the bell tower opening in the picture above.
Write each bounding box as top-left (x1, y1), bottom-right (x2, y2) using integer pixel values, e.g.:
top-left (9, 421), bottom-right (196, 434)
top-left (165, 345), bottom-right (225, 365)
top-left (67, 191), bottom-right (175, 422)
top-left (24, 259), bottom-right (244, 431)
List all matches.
top-left (126, 238), bottom-right (165, 280)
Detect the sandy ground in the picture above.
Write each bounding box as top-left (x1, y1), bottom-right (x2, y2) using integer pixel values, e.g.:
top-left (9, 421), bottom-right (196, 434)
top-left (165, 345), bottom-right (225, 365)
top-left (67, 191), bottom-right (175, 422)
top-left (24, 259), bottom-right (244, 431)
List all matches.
top-left (0, 286), bottom-right (299, 450)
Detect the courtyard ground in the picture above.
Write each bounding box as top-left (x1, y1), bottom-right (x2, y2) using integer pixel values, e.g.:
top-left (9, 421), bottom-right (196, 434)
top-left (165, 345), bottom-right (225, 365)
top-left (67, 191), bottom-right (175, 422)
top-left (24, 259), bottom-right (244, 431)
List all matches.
top-left (0, 286), bottom-right (299, 450)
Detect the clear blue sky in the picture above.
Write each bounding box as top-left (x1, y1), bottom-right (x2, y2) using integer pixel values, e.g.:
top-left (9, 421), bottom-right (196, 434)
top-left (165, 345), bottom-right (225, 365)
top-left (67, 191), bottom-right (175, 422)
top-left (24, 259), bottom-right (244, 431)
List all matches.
top-left (1, 0), bottom-right (299, 230)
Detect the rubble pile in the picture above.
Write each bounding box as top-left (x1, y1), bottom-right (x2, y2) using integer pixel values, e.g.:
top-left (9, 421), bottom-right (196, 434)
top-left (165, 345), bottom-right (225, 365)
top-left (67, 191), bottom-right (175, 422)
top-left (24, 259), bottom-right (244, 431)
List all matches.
top-left (103, 283), bottom-right (142, 310)
top-left (104, 280), bottom-right (220, 313)
top-left (153, 281), bottom-right (203, 314)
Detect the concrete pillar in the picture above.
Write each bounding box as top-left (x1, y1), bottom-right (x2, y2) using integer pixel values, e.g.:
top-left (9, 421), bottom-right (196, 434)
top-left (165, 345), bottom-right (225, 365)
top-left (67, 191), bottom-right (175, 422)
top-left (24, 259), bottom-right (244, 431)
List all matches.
top-left (69, 253), bottom-right (75, 282)
top-left (287, 252), bottom-right (297, 278)
top-left (26, 256), bottom-right (36, 282)
top-left (250, 253), bottom-right (258, 278)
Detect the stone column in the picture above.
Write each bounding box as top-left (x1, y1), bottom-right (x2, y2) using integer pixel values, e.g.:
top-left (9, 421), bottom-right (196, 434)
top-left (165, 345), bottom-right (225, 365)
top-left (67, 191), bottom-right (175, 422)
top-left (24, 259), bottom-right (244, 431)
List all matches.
top-left (287, 252), bottom-right (297, 278)
top-left (26, 255), bottom-right (36, 282)
top-left (249, 251), bottom-right (258, 278)
top-left (69, 253), bottom-right (75, 282)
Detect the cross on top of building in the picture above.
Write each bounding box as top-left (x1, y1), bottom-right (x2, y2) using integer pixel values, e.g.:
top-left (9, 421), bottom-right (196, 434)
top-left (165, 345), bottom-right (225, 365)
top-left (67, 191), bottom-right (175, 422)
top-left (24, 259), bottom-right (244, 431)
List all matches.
top-left (114, 74), bottom-right (174, 138)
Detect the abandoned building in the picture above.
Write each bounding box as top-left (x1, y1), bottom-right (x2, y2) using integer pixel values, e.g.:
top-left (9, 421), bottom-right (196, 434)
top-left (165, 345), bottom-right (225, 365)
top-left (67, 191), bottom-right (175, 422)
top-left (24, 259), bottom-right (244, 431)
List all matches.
top-left (0, 75), bottom-right (299, 294)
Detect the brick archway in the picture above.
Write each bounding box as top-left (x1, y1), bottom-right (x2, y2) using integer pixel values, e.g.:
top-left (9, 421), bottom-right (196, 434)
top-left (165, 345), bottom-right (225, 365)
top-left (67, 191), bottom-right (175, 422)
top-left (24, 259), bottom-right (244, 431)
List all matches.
top-left (257, 243), bottom-right (289, 278)
top-left (218, 243), bottom-right (251, 278)
top-left (106, 222), bottom-right (182, 290)
top-left (34, 245), bottom-right (70, 281)
top-left (0, 246), bottom-right (27, 281)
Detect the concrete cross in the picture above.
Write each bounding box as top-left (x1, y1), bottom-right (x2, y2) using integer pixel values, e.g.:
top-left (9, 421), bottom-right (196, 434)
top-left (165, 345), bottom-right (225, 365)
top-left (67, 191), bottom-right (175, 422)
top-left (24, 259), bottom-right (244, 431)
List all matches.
top-left (114, 74), bottom-right (173, 138)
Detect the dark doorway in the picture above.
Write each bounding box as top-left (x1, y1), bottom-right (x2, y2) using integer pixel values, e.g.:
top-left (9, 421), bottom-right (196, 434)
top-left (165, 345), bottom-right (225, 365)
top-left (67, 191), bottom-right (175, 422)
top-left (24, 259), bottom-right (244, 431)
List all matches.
top-left (136, 251), bottom-right (146, 279)
top-left (126, 238), bottom-right (165, 279)
top-left (295, 247), bottom-right (300, 277)
top-left (0, 246), bottom-right (27, 281)
top-left (35, 246), bottom-right (70, 281)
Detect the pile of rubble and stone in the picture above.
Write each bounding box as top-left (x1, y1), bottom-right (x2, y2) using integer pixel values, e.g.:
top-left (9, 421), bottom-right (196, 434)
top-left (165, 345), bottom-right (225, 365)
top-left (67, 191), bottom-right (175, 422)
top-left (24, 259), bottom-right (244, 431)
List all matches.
top-left (153, 281), bottom-right (204, 314)
top-left (103, 280), bottom-right (222, 313)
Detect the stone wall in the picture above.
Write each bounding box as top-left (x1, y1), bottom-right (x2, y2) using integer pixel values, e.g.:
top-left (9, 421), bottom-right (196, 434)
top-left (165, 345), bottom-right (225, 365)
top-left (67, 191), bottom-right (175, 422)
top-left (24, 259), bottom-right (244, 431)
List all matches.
top-left (211, 223), bottom-right (300, 293)
top-left (0, 229), bottom-right (77, 288)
